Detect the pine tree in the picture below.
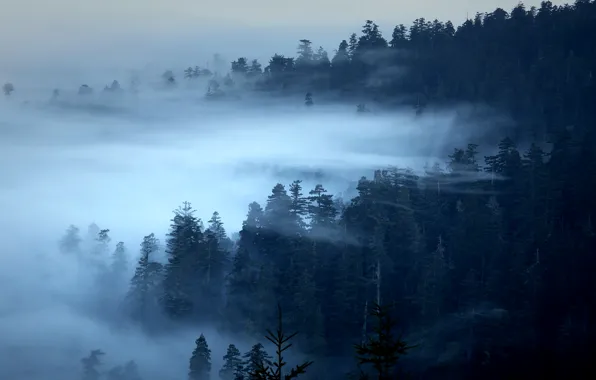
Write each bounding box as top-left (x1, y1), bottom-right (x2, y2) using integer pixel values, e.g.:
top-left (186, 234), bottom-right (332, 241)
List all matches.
top-left (242, 343), bottom-right (272, 376)
top-left (111, 241), bottom-right (128, 280)
top-left (93, 229), bottom-right (111, 256)
top-left (106, 360), bottom-right (142, 380)
top-left (208, 211), bottom-right (233, 251)
top-left (354, 304), bottom-right (414, 380)
top-left (2, 82), bottom-right (14, 96)
top-left (288, 180), bottom-right (308, 228)
top-left (248, 60), bottom-right (263, 78)
top-left (59, 225), bottom-right (81, 255)
top-left (304, 92), bottom-right (314, 106)
top-left (162, 70), bottom-right (176, 86)
top-left (185, 67), bottom-right (195, 80)
top-left (308, 184), bottom-right (337, 229)
top-left (162, 202), bottom-right (204, 319)
top-left (122, 360), bottom-right (142, 380)
top-left (189, 334), bottom-right (212, 380)
top-left (81, 349), bottom-right (105, 380)
top-left (248, 305), bottom-right (313, 380)
top-left (219, 344), bottom-right (243, 380)
top-left (127, 233), bottom-right (163, 322)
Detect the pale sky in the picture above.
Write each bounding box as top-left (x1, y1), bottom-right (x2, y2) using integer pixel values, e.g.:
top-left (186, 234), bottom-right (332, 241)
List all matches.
top-left (0, 0), bottom-right (567, 80)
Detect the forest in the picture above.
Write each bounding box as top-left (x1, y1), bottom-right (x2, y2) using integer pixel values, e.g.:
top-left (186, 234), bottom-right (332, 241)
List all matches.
top-left (5, 0), bottom-right (596, 379)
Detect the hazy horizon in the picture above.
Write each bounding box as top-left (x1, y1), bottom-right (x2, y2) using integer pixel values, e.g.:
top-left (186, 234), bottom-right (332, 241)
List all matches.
top-left (1, 0), bottom-right (567, 82)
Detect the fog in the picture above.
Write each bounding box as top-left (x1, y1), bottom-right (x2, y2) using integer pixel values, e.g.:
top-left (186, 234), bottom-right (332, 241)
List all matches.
top-left (0, 74), bottom-right (509, 379)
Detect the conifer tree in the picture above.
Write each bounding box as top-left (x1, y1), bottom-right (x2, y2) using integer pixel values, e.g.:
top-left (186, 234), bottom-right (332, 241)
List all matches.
top-left (93, 229), bottom-right (111, 256)
top-left (111, 241), bottom-right (128, 280)
top-left (189, 334), bottom-right (212, 380)
top-left (2, 82), bottom-right (14, 96)
top-left (219, 344), bottom-right (243, 380)
top-left (81, 349), bottom-right (105, 380)
top-left (288, 180), bottom-right (308, 225)
top-left (354, 304), bottom-right (414, 380)
top-left (242, 343), bottom-right (272, 376)
top-left (248, 305), bottom-right (313, 380)
top-left (185, 67), bottom-right (194, 80)
top-left (127, 233), bottom-right (163, 322)
top-left (162, 202), bottom-right (204, 319)
top-left (106, 360), bottom-right (142, 380)
top-left (304, 92), bottom-right (313, 106)
top-left (59, 225), bottom-right (81, 255)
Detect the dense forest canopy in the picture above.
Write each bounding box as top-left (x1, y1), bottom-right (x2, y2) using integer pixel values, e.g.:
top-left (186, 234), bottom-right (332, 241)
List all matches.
top-left (2, 1), bottom-right (596, 379)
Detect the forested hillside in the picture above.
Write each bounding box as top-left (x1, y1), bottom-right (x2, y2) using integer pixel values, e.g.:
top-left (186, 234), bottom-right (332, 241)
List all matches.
top-left (22, 1), bottom-right (596, 379)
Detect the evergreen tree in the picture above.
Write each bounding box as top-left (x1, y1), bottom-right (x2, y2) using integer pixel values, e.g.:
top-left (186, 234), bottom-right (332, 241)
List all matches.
top-left (111, 241), bottom-right (128, 280)
top-left (248, 305), bottom-right (313, 380)
top-left (162, 70), bottom-right (176, 86)
top-left (189, 334), bottom-right (212, 380)
top-left (127, 233), bottom-right (163, 322)
top-left (242, 343), bottom-right (272, 376)
top-left (219, 344), bottom-right (243, 380)
top-left (304, 92), bottom-right (313, 106)
top-left (185, 67), bottom-right (195, 80)
top-left (162, 202), bottom-right (204, 319)
top-left (2, 82), bottom-right (14, 96)
top-left (81, 349), bottom-right (105, 380)
top-left (59, 225), bottom-right (81, 255)
top-left (354, 304), bottom-right (414, 380)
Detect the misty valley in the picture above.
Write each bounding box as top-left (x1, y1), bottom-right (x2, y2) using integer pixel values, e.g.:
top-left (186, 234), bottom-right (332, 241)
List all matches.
top-left (1, 1), bottom-right (596, 379)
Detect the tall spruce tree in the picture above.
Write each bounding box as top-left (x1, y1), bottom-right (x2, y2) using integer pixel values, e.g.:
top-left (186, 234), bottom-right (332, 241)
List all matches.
top-left (162, 202), bottom-right (204, 319)
top-left (219, 344), bottom-right (243, 380)
top-left (127, 233), bottom-right (163, 322)
top-left (189, 334), bottom-right (212, 380)
top-left (242, 343), bottom-right (272, 376)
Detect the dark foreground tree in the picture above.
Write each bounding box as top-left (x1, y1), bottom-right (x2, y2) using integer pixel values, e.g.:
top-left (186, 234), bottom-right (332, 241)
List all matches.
top-left (242, 343), bottom-right (272, 377)
top-left (249, 305), bottom-right (313, 380)
top-left (354, 303), bottom-right (415, 380)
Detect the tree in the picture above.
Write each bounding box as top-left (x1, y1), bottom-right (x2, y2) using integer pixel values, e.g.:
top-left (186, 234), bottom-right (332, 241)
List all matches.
top-left (242, 343), bottom-right (272, 376)
top-left (189, 334), bottom-right (212, 380)
top-left (92, 229), bottom-right (111, 256)
top-left (162, 70), bottom-right (176, 86)
top-left (296, 39), bottom-right (314, 67)
top-left (81, 349), bottom-right (105, 380)
top-left (3, 82), bottom-right (14, 96)
top-left (78, 84), bottom-right (93, 95)
top-left (107, 360), bottom-right (142, 380)
top-left (111, 241), bottom-right (128, 279)
top-left (248, 305), bottom-right (313, 380)
top-left (219, 344), bottom-right (243, 380)
top-left (354, 304), bottom-right (414, 380)
top-left (162, 202), bottom-right (204, 319)
top-left (59, 225), bottom-right (81, 255)
top-left (127, 233), bottom-right (163, 322)
top-left (248, 60), bottom-right (263, 78)
top-left (232, 58), bottom-right (249, 75)
top-left (304, 92), bottom-right (313, 106)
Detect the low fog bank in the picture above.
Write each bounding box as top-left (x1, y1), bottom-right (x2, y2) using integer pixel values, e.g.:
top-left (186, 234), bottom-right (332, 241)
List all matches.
top-left (0, 95), bottom-right (509, 242)
top-left (0, 88), bottom-right (511, 379)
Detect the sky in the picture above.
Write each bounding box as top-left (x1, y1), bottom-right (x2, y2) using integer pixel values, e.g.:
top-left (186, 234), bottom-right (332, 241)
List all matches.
top-left (0, 0), bottom-right (567, 80)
